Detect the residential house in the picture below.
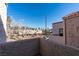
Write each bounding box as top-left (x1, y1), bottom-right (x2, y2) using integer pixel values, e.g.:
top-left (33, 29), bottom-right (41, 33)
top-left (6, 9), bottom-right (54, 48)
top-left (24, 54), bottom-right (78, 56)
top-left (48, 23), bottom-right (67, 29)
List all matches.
top-left (52, 11), bottom-right (79, 48)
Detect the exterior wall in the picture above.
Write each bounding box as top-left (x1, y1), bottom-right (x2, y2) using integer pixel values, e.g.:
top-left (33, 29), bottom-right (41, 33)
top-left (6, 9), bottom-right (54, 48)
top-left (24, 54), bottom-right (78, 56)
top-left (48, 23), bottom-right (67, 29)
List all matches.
top-left (63, 11), bottom-right (79, 48)
top-left (0, 3), bottom-right (7, 43)
top-left (53, 21), bottom-right (63, 35)
top-left (40, 38), bottom-right (79, 56)
top-left (0, 38), bottom-right (40, 56)
top-left (0, 3), bottom-right (7, 34)
top-left (51, 21), bottom-right (65, 45)
top-left (0, 38), bottom-right (79, 56)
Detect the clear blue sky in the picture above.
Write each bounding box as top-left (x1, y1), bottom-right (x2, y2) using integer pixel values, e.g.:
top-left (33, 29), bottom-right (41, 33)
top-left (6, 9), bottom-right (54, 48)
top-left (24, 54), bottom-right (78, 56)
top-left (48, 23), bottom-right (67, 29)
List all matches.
top-left (8, 3), bottom-right (79, 29)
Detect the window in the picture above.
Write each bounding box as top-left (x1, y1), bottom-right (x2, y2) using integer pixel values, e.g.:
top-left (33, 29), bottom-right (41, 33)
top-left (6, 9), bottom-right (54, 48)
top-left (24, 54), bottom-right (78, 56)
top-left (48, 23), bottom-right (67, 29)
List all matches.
top-left (59, 28), bottom-right (63, 36)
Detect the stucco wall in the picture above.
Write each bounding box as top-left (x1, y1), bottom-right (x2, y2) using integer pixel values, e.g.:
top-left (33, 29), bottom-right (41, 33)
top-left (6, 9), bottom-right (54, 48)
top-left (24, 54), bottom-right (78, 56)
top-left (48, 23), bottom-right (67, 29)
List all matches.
top-left (64, 13), bottom-right (79, 48)
top-left (40, 39), bottom-right (79, 56)
top-left (65, 17), bottom-right (79, 48)
top-left (0, 3), bottom-right (7, 43)
top-left (0, 38), bottom-right (40, 56)
top-left (0, 2), bottom-right (7, 33)
top-left (0, 3), bottom-right (7, 33)
top-left (0, 38), bottom-right (79, 56)
top-left (49, 36), bottom-right (65, 45)
top-left (53, 21), bottom-right (63, 35)
top-left (51, 21), bottom-right (65, 45)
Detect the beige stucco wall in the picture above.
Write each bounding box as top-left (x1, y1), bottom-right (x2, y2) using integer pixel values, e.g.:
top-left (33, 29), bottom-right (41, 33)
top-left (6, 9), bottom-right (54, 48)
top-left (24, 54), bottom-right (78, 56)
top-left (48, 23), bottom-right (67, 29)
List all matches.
top-left (0, 38), bottom-right (40, 56)
top-left (0, 3), bottom-right (7, 34)
top-left (51, 21), bottom-right (65, 45)
top-left (0, 3), bottom-right (7, 43)
top-left (40, 38), bottom-right (79, 56)
top-left (53, 21), bottom-right (63, 35)
top-left (63, 12), bottom-right (79, 48)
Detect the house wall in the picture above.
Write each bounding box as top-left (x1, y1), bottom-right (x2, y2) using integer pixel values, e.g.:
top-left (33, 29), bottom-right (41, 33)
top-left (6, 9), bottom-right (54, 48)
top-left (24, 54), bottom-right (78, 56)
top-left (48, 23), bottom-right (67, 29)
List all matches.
top-left (51, 21), bottom-right (65, 45)
top-left (53, 22), bottom-right (63, 35)
top-left (63, 12), bottom-right (79, 48)
top-left (0, 3), bottom-right (7, 43)
top-left (0, 3), bottom-right (7, 34)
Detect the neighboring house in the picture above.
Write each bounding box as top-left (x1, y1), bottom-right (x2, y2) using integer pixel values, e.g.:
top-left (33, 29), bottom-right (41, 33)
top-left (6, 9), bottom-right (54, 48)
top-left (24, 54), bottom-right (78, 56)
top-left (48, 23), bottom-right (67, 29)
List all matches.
top-left (51, 21), bottom-right (65, 45)
top-left (53, 21), bottom-right (63, 36)
top-left (52, 11), bottom-right (79, 48)
top-left (0, 3), bottom-right (7, 43)
top-left (63, 11), bottom-right (79, 48)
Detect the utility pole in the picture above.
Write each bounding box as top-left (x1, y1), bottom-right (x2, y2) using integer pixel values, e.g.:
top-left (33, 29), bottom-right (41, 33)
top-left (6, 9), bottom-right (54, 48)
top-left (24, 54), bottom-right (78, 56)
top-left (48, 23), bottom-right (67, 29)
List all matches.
top-left (45, 16), bottom-right (47, 36)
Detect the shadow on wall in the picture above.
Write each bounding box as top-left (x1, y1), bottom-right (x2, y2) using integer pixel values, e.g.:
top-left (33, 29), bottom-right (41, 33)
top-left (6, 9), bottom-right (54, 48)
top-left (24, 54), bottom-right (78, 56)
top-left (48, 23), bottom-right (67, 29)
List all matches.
top-left (0, 16), bottom-right (6, 43)
top-left (0, 38), bottom-right (40, 56)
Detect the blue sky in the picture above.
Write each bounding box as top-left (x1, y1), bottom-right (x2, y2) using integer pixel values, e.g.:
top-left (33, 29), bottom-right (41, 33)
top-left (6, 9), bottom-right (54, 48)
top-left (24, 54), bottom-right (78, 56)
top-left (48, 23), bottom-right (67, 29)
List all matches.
top-left (8, 3), bottom-right (79, 29)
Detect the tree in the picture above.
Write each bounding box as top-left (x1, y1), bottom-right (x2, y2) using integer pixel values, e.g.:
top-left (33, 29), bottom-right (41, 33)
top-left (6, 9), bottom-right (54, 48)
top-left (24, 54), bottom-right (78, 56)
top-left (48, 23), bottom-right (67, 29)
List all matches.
top-left (7, 16), bottom-right (12, 28)
top-left (42, 29), bottom-right (50, 35)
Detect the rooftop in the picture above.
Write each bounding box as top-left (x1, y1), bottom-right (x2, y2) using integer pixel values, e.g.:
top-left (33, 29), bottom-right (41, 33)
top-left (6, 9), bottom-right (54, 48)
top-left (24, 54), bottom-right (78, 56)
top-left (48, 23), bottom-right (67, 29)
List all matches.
top-left (63, 11), bottom-right (79, 20)
top-left (53, 21), bottom-right (63, 25)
